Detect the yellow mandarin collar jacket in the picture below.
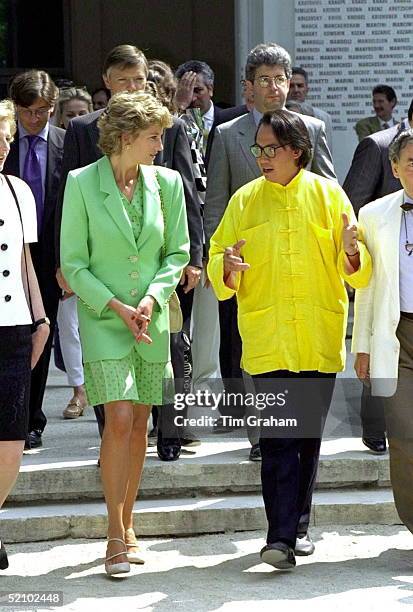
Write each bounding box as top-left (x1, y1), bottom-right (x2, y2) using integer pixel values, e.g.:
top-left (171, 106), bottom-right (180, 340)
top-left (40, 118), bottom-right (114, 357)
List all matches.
top-left (208, 170), bottom-right (371, 375)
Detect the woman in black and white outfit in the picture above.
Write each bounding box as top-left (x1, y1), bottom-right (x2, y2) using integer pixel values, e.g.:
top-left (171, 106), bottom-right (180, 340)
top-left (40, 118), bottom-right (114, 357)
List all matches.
top-left (0, 99), bottom-right (49, 569)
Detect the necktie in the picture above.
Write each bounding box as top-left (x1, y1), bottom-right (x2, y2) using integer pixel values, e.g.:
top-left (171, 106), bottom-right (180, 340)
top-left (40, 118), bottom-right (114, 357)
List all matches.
top-left (23, 135), bottom-right (43, 234)
top-left (382, 122), bottom-right (390, 130)
top-left (202, 116), bottom-right (209, 157)
top-left (401, 203), bottom-right (413, 212)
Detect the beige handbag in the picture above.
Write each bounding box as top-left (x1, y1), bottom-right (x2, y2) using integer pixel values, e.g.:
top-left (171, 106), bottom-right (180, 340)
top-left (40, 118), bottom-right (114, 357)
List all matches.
top-left (156, 171), bottom-right (183, 333)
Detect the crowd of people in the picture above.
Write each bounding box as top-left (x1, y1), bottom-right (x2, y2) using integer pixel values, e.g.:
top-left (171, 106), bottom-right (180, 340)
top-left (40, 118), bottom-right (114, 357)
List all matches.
top-left (0, 40), bottom-right (412, 575)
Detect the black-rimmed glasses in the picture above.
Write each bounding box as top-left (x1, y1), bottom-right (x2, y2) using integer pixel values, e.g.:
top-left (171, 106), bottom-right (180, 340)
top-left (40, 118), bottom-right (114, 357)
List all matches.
top-left (250, 143), bottom-right (290, 158)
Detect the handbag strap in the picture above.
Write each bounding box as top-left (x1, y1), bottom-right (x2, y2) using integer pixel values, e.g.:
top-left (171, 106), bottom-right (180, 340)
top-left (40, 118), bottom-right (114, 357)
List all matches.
top-left (3, 174), bottom-right (34, 322)
top-left (155, 170), bottom-right (167, 260)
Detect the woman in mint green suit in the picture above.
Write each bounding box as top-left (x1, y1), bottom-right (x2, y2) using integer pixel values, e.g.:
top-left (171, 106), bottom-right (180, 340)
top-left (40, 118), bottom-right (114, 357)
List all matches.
top-left (61, 91), bottom-right (189, 575)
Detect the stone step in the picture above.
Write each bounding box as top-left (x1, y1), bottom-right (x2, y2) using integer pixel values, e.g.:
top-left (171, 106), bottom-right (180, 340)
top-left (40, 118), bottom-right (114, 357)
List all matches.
top-left (9, 450), bottom-right (390, 504)
top-left (1, 488), bottom-right (399, 544)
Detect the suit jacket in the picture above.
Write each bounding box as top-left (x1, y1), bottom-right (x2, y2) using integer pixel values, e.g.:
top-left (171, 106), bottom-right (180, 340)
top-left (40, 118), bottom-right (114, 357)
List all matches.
top-left (205, 104), bottom-right (248, 167)
top-left (354, 116), bottom-right (382, 141)
top-left (4, 124), bottom-right (65, 314)
top-left (56, 110), bottom-right (202, 268)
top-left (60, 159), bottom-right (190, 363)
top-left (343, 122), bottom-right (406, 215)
top-left (352, 190), bottom-right (404, 396)
top-left (313, 106), bottom-right (333, 152)
top-left (204, 110), bottom-right (337, 249)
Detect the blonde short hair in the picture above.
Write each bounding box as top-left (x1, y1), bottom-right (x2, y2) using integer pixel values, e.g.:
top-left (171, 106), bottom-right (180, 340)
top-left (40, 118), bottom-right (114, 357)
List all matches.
top-left (0, 99), bottom-right (16, 140)
top-left (54, 86), bottom-right (93, 128)
top-left (98, 91), bottom-right (172, 156)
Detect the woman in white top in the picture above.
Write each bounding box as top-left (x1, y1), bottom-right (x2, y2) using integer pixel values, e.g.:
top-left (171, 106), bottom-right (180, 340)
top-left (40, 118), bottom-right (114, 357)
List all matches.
top-left (0, 99), bottom-right (49, 569)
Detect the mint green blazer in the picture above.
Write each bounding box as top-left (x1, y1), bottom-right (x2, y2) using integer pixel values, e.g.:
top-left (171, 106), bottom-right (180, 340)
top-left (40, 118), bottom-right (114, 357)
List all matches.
top-left (60, 156), bottom-right (190, 363)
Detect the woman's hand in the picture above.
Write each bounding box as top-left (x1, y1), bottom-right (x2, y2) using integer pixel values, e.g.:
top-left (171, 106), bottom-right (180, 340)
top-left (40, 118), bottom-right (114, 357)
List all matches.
top-left (355, 352), bottom-right (370, 382)
top-left (56, 268), bottom-right (73, 295)
top-left (133, 295), bottom-right (156, 344)
top-left (31, 324), bottom-right (50, 369)
top-left (108, 298), bottom-right (152, 344)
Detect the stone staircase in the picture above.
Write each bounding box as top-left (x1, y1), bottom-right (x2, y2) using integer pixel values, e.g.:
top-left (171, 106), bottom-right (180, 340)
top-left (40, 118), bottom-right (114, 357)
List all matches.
top-left (2, 437), bottom-right (399, 544)
top-left (2, 353), bottom-right (400, 544)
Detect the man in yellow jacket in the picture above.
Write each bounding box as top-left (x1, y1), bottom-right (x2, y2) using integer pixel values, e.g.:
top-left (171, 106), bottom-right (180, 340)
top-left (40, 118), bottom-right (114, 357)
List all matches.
top-left (208, 110), bottom-right (372, 570)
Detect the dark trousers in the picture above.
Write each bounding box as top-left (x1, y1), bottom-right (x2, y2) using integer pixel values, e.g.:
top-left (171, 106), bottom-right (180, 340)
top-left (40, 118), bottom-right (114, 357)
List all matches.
top-left (218, 296), bottom-right (245, 417)
top-left (157, 285), bottom-right (194, 442)
top-left (253, 370), bottom-right (336, 548)
top-left (360, 385), bottom-right (386, 438)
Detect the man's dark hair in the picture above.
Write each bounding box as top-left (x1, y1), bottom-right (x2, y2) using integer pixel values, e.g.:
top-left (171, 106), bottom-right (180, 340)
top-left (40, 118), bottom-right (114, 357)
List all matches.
top-left (9, 70), bottom-right (59, 107)
top-left (292, 66), bottom-right (308, 84)
top-left (257, 109), bottom-right (312, 168)
top-left (103, 44), bottom-right (148, 76)
top-left (372, 84), bottom-right (397, 104)
top-left (175, 60), bottom-right (214, 86)
top-left (245, 43), bottom-right (292, 82)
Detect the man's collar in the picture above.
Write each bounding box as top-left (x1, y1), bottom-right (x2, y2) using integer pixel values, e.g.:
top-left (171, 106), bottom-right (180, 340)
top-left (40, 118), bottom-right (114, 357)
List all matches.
top-left (203, 102), bottom-right (214, 122)
top-left (252, 107), bottom-right (263, 127)
top-left (18, 121), bottom-right (49, 141)
top-left (404, 191), bottom-right (413, 205)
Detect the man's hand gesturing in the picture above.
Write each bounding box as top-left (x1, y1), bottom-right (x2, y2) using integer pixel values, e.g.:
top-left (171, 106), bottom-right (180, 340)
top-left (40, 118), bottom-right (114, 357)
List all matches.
top-left (223, 239), bottom-right (250, 289)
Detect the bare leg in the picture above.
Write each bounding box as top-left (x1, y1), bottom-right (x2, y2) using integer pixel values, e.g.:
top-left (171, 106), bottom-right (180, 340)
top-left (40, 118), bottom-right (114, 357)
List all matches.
top-left (0, 441), bottom-right (25, 508)
top-left (100, 400), bottom-right (133, 566)
top-left (123, 404), bottom-right (151, 546)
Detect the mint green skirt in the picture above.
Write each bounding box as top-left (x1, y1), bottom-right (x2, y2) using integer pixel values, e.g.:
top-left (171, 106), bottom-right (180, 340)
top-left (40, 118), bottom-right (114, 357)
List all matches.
top-left (84, 346), bottom-right (173, 406)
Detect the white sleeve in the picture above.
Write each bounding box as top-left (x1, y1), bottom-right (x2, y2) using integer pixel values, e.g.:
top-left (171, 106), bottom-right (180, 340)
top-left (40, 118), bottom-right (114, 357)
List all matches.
top-left (10, 176), bottom-right (38, 243)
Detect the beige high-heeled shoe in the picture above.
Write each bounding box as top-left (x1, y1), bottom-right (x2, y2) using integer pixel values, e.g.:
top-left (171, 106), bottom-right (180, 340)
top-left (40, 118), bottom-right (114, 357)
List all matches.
top-left (105, 538), bottom-right (130, 576)
top-left (124, 528), bottom-right (145, 564)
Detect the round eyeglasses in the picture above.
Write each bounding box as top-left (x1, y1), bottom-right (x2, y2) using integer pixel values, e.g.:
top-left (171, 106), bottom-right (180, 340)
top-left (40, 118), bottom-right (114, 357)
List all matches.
top-left (250, 143), bottom-right (290, 158)
top-left (255, 75), bottom-right (288, 88)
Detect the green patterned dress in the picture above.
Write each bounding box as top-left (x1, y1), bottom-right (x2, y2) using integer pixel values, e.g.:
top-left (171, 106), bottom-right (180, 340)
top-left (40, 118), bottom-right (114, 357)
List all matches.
top-left (83, 176), bottom-right (173, 406)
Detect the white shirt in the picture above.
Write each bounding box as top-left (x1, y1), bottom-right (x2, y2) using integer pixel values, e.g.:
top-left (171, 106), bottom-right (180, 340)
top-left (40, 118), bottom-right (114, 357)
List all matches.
top-left (203, 102), bottom-right (215, 132)
top-left (399, 191), bottom-right (413, 313)
top-left (0, 174), bottom-right (37, 326)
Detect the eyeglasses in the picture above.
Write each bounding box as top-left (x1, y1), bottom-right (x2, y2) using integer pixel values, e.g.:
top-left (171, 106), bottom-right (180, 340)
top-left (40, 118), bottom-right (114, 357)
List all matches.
top-left (255, 75), bottom-right (288, 88)
top-left (17, 106), bottom-right (51, 119)
top-left (250, 143), bottom-right (289, 158)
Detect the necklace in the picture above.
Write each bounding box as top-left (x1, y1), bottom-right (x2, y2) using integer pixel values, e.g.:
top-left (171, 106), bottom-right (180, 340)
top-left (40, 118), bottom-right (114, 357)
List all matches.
top-left (403, 211), bottom-right (413, 256)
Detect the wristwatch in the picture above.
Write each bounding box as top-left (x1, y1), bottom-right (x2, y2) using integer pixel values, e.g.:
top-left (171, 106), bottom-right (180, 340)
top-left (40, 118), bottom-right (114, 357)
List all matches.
top-left (32, 317), bottom-right (50, 332)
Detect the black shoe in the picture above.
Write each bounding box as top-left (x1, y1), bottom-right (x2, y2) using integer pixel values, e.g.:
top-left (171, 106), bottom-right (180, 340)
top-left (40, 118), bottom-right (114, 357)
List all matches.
top-left (248, 444), bottom-right (261, 462)
top-left (212, 417), bottom-right (234, 434)
top-left (362, 437), bottom-right (387, 454)
top-left (260, 542), bottom-right (296, 570)
top-left (157, 439), bottom-right (181, 461)
top-left (25, 429), bottom-right (43, 450)
top-left (0, 541), bottom-right (9, 570)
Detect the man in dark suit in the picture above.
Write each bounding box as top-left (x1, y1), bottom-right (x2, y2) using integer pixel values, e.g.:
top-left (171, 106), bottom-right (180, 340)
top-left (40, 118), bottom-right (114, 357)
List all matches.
top-left (55, 44), bottom-right (203, 461)
top-left (343, 99), bottom-right (413, 454)
top-left (174, 60), bottom-right (248, 403)
top-left (5, 70), bottom-right (65, 449)
top-left (175, 60), bottom-right (248, 167)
